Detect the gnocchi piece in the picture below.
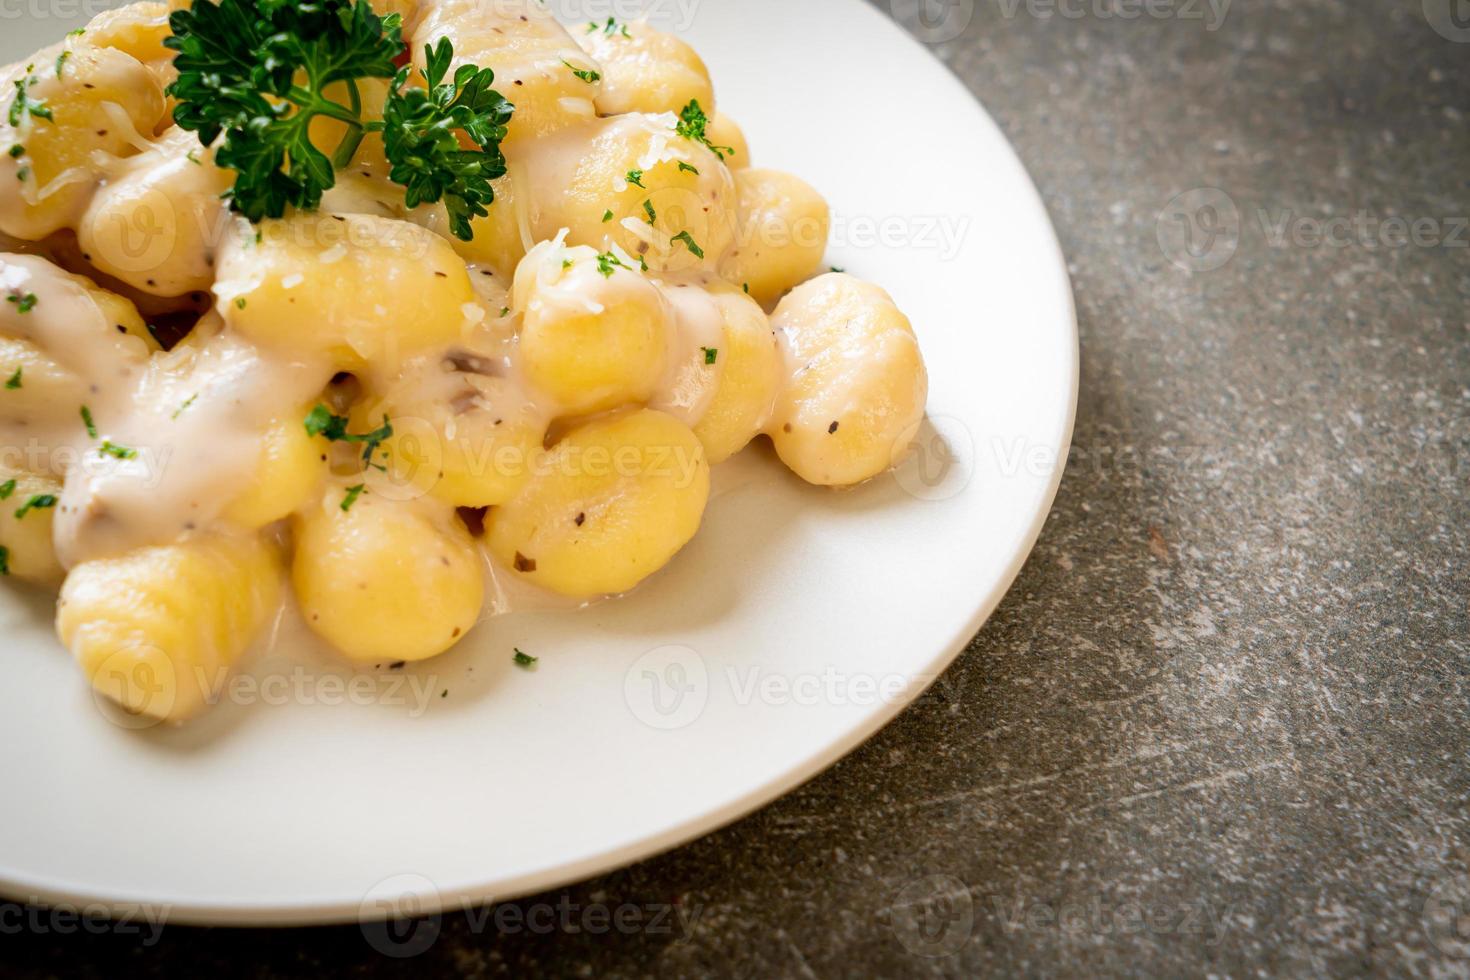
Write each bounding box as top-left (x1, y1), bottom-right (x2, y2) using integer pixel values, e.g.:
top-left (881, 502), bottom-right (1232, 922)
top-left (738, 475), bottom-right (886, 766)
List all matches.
top-left (415, 172), bottom-right (525, 279)
top-left (215, 212), bottom-right (479, 369)
top-left (722, 169), bottom-right (830, 307)
top-left (577, 21), bottom-right (714, 117)
top-left (411, 0), bottom-right (599, 150)
top-left (689, 284), bottom-right (782, 464)
top-left (223, 411), bottom-right (331, 529)
top-left (361, 350), bottom-right (547, 509)
top-left (707, 111), bottom-right (750, 169)
top-left (0, 465), bottom-right (64, 585)
top-left (292, 490), bottom-right (484, 664)
top-left (487, 409), bottom-right (710, 598)
top-left (0, 335), bottom-right (89, 434)
top-left (82, 2), bottom-right (179, 110)
top-left (513, 240), bottom-right (672, 416)
top-left (768, 274), bottom-right (928, 487)
top-left (58, 532), bottom-right (283, 724)
top-left (0, 254), bottom-right (156, 391)
top-left (78, 127), bottom-right (235, 297)
top-left (0, 43), bottom-right (167, 240)
top-left (516, 114), bottom-right (738, 275)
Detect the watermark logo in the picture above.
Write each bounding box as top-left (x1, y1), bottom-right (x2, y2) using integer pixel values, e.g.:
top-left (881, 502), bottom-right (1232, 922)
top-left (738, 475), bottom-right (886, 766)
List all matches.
top-left (1157, 187), bottom-right (1241, 272)
top-left (360, 874), bottom-right (444, 959)
top-left (1424, 0), bottom-right (1470, 42)
top-left (885, 874), bottom-right (976, 957)
top-left (89, 645), bottom-right (176, 732)
top-left (892, 413), bottom-right (977, 501)
top-left (624, 645), bottom-right (709, 730)
top-left (891, 0), bottom-right (977, 43)
top-left (0, 899), bottom-right (170, 945)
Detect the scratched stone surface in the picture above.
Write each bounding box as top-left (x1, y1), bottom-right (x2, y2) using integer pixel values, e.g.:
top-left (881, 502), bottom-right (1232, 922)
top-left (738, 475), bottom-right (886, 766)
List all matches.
top-left (6, 0), bottom-right (1469, 977)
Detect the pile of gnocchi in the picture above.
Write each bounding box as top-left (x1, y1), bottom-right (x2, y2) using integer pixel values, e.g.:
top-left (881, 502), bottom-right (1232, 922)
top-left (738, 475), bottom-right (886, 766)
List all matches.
top-left (0, 0), bottom-right (928, 725)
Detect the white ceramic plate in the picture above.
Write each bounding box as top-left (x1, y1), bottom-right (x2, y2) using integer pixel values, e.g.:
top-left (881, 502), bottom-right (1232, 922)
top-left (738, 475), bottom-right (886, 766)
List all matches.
top-left (0, 0), bottom-right (1076, 925)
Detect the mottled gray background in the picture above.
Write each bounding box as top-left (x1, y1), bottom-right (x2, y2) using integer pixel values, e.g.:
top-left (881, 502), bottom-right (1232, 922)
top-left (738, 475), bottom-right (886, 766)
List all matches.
top-left (7, 0), bottom-right (1470, 976)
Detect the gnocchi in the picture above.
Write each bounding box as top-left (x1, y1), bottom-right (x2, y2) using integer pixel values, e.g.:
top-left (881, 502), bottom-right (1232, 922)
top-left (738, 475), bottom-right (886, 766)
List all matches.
top-left (0, 2), bottom-right (929, 725)
top-left (58, 532), bottom-right (282, 724)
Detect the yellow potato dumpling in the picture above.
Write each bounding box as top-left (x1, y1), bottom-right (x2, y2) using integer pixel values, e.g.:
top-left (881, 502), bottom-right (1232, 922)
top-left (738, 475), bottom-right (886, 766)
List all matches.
top-left (223, 411), bottom-right (331, 529)
top-left (578, 21), bottom-right (714, 117)
top-left (82, 2), bottom-right (178, 109)
top-left (361, 352), bottom-right (548, 508)
top-left (0, 466), bottom-right (64, 585)
top-left (420, 173), bottom-right (525, 280)
top-left (78, 128), bottom-right (235, 297)
top-left (723, 169), bottom-right (831, 308)
top-left (0, 335), bottom-right (89, 430)
top-left (690, 285), bottom-right (782, 464)
top-left (0, 255), bottom-right (157, 393)
top-left (513, 241), bottom-right (672, 416)
top-left (488, 409), bottom-right (710, 598)
top-left (293, 491), bottom-right (485, 664)
top-left (0, 43), bottom-right (166, 240)
top-left (412, 0), bottom-right (599, 150)
top-left (58, 532), bottom-right (283, 725)
top-left (518, 114), bottom-right (738, 275)
top-left (769, 274), bottom-right (928, 487)
top-left (216, 212), bottom-right (479, 370)
top-left (707, 111), bottom-right (749, 169)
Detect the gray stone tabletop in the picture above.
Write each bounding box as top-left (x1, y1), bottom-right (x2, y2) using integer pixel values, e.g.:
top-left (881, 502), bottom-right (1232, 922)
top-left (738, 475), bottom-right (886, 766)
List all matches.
top-left (7, 0), bottom-right (1469, 976)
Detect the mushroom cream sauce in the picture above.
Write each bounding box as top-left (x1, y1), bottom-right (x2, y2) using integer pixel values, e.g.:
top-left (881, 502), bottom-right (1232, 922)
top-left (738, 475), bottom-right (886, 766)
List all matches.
top-left (0, 0), bottom-right (928, 724)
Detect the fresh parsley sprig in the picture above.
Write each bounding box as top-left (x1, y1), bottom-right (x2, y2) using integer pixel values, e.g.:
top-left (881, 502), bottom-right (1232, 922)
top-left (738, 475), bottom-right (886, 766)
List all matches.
top-left (165, 0), bottom-right (513, 240)
top-left (165, 0), bottom-right (405, 223)
top-left (370, 38), bottom-right (513, 241)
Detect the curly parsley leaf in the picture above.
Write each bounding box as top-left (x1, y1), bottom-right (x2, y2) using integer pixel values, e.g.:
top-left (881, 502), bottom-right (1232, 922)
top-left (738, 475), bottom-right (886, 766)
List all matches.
top-left (674, 99), bottom-right (733, 160)
top-left (165, 0), bottom-right (404, 222)
top-left (371, 38), bottom-right (513, 241)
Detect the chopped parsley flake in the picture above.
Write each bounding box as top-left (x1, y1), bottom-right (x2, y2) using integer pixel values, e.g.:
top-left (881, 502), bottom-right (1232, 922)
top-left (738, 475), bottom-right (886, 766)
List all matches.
top-left (562, 258), bottom-right (574, 270)
top-left (602, 209), bottom-right (614, 222)
top-left (7, 292), bottom-right (36, 313)
top-left (8, 73), bottom-right (51, 127)
top-left (172, 393), bottom-right (198, 420)
top-left (702, 346), bottom-right (718, 365)
top-left (499, 306), bottom-right (511, 317)
top-left (234, 297), bottom-right (247, 309)
top-left (642, 199), bottom-right (657, 224)
top-left (596, 251), bottom-right (629, 278)
top-left (562, 60), bottom-right (600, 84)
top-left (625, 169), bottom-right (645, 188)
top-left (830, 266), bottom-right (845, 273)
top-left (14, 493), bottom-right (56, 519)
top-left (341, 483), bottom-right (366, 511)
top-left (0, 479), bottom-right (14, 499)
top-left (677, 161), bottom-right (699, 175)
top-left (80, 405), bottom-right (96, 438)
top-left (4, 367), bottom-right (19, 389)
top-left (513, 648), bottom-right (538, 668)
top-left (55, 50), bottom-right (70, 77)
top-left (671, 230), bottom-right (704, 259)
top-left (0, 545), bottom-right (8, 576)
top-left (7, 144), bottom-right (22, 158)
top-left (674, 99), bottom-right (733, 159)
top-left (98, 440), bottom-right (137, 460)
top-left (586, 17), bottom-right (631, 37)
top-left (304, 405), bottom-right (393, 466)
